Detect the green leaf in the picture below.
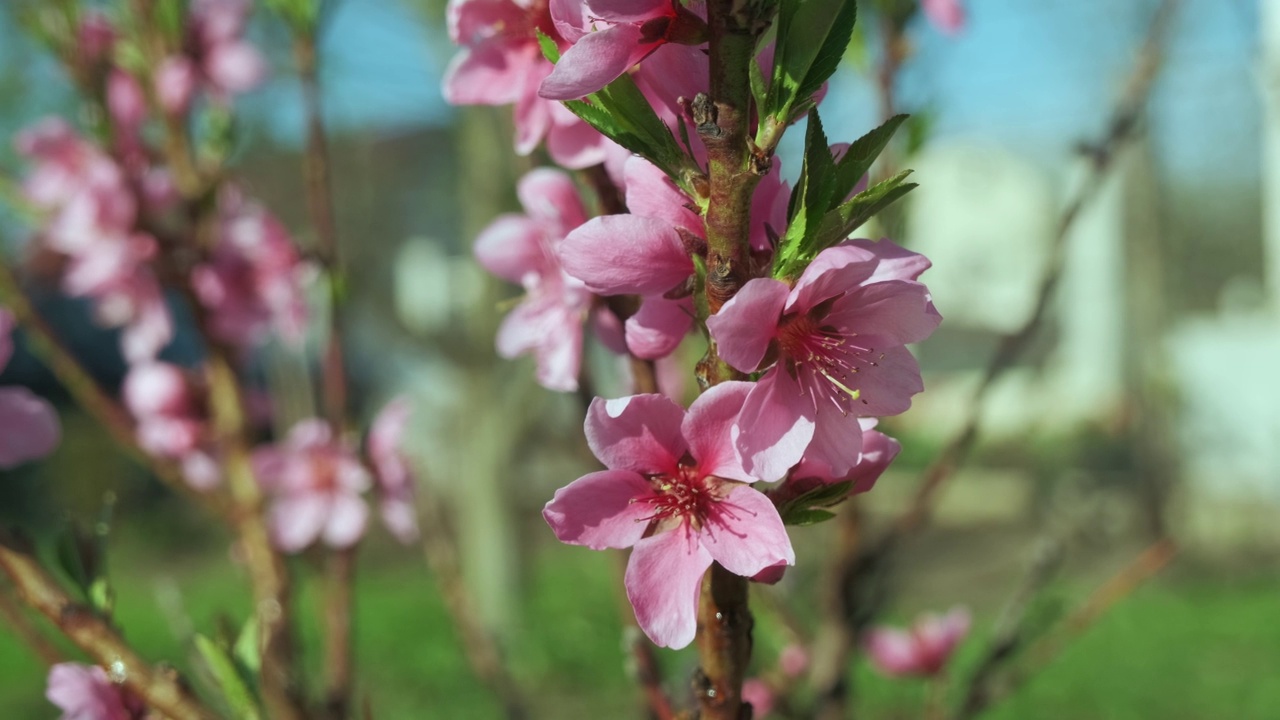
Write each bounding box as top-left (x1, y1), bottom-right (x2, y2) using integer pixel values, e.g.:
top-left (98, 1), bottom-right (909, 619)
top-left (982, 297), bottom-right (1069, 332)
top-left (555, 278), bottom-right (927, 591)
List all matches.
top-left (536, 29), bottom-right (560, 64)
top-left (796, 0), bottom-right (858, 102)
top-left (814, 169), bottom-right (917, 248)
top-left (783, 508), bottom-right (838, 526)
top-left (775, 110), bottom-right (839, 278)
top-left (195, 634), bottom-right (262, 720)
top-left (537, 30), bottom-right (697, 196)
top-left (832, 114), bottom-right (908, 202)
top-left (764, 0), bottom-right (858, 131)
top-left (234, 618), bottom-right (261, 676)
top-left (786, 480), bottom-right (855, 511)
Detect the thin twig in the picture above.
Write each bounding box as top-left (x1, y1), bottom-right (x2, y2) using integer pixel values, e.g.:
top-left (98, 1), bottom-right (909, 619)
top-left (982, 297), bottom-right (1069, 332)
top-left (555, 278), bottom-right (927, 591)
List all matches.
top-left (0, 529), bottom-right (218, 720)
top-left (293, 22), bottom-right (359, 718)
top-left (0, 577), bottom-right (64, 665)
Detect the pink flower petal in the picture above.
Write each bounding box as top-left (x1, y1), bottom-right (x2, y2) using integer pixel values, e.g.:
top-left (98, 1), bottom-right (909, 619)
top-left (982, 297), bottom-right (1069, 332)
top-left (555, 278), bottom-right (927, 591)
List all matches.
top-left (625, 295), bottom-right (693, 360)
top-left (850, 428), bottom-right (901, 494)
top-left (700, 485), bottom-right (794, 577)
top-left (0, 387), bottom-right (60, 469)
top-left (846, 237), bottom-right (932, 282)
top-left (831, 280), bottom-right (941, 347)
top-left (625, 527), bottom-right (713, 648)
top-left (588, 0), bottom-right (670, 22)
top-left (585, 394), bottom-right (687, 474)
top-left (735, 369), bottom-right (815, 482)
top-left (706, 278), bottom-right (789, 372)
top-left (322, 493), bottom-right (369, 548)
top-left (270, 493), bottom-right (329, 552)
top-left (546, 120), bottom-right (611, 169)
top-left (681, 381), bottom-right (755, 483)
top-left (517, 167), bottom-right (588, 234)
top-left (865, 628), bottom-right (920, 676)
top-left (623, 157), bottom-right (703, 236)
top-left (787, 244), bottom-right (878, 314)
top-left (539, 24), bottom-right (655, 100)
top-left (560, 215), bottom-right (692, 295)
top-left (802, 397), bottom-right (864, 479)
top-left (474, 215), bottom-right (547, 283)
top-left (543, 469), bottom-right (655, 549)
top-left (847, 345), bottom-right (923, 416)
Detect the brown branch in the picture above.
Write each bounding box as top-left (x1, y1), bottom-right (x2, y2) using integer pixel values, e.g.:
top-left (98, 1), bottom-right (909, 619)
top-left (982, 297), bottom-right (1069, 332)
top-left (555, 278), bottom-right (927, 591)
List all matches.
top-left (293, 27), bottom-right (359, 719)
top-left (418, 485), bottom-right (529, 720)
top-left (206, 357), bottom-right (306, 720)
top-left (0, 530), bottom-right (218, 720)
top-left (0, 578), bottom-right (64, 665)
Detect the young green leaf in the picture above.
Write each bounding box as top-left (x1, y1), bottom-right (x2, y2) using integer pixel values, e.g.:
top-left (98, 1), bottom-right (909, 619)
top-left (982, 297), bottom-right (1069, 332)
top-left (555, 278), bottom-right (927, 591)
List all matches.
top-left (195, 634), bottom-right (262, 720)
top-left (782, 507), bottom-right (838, 526)
top-left (832, 114), bottom-right (909, 201)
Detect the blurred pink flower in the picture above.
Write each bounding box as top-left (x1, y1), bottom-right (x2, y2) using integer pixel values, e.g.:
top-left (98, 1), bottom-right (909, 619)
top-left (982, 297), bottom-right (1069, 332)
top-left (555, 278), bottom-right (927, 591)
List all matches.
top-left (45, 662), bottom-right (144, 720)
top-left (15, 118), bottom-right (173, 361)
top-left (77, 11), bottom-right (117, 62)
top-left (922, 0), bottom-right (966, 35)
top-left (0, 309), bottom-right (60, 469)
top-left (367, 396), bottom-right (420, 544)
top-left (188, 0), bottom-right (267, 98)
top-left (543, 384), bottom-right (794, 648)
top-left (474, 168), bottom-right (594, 392)
top-left (442, 0), bottom-right (617, 168)
top-left (106, 71), bottom-right (148, 133)
top-left (706, 239), bottom-right (939, 480)
top-left (780, 643), bottom-right (809, 678)
top-left (193, 195), bottom-right (309, 349)
top-left (253, 420), bottom-right (371, 552)
top-left (122, 361), bottom-right (220, 490)
top-left (155, 57), bottom-right (199, 115)
top-left (741, 678), bottom-right (775, 717)
top-left (865, 606), bottom-right (970, 677)
top-left (539, 0), bottom-right (707, 101)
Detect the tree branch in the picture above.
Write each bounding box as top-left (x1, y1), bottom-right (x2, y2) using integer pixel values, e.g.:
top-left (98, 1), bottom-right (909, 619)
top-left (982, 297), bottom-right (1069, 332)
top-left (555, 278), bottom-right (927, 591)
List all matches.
top-left (0, 530), bottom-right (218, 720)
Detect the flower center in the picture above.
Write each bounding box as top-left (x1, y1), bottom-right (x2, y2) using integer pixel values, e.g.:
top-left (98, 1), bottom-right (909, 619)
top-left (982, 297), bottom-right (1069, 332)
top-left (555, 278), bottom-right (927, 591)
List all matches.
top-left (775, 310), bottom-right (878, 413)
top-left (633, 461), bottom-right (718, 529)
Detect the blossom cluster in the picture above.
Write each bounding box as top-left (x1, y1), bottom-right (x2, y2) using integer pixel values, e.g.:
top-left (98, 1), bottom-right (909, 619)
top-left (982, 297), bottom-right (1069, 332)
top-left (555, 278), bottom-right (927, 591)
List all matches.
top-left (12, 3), bottom-right (418, 554)
top-left (447, 0), bottom-right (942, 648)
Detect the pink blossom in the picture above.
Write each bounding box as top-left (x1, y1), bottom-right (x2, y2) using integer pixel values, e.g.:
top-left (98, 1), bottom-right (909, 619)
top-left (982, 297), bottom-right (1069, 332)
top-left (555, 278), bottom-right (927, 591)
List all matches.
top-left (776, 420), bottom-right (902, 504)
top-left (0, 310), bottom-right (60, 469)
top-left (474, 168), bottom-right (594, 392)
top-left (77, 11), bottom-right (117, 62)
top-left (15, 119), bottom-right (174, 361)
top-left (741, 678), bottom-right (775, 717)
top-left (188, 0), bottom-right (267, 98)
top-left (706, 239), bottom-right (940, 480)
top-left (559, 157), bottom-right (789, 359)
top-left (922, 0), bottom-right (966, 36)
top-left (45, 662), bottom-right (144, 720)
top-left (539, 0), bottom-right (707, 101)
top-left (780, 643), bottom-right (809, 678)
top-left (443, 0), bottom-right (618, 168)
top-left (106, 71), bottom-right (148, 133)
top-left (122, 361), bottom-right (219, 489)
top-left (253, 420), bottom-right (371, 552)
top-left (367, 396), bottom-right (420, 544)
top-left (865, 606), bottom-right (970, 677)
top-left (155, 56), bottom-right (199, 115)
top-left (543, 384), bottom-right (794, 648)
top-left (192, 195), bottom-right (309, 349)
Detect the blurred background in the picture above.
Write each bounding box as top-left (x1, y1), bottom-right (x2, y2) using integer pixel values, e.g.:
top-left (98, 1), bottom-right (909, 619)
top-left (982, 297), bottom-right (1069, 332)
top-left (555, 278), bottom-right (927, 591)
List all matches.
top-left (1, 0), bottom-right (1278, 717)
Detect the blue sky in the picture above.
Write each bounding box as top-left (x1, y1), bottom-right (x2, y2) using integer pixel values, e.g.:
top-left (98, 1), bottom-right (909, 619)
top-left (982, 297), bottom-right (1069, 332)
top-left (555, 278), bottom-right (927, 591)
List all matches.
top-left (0, 0), bottom-right (1264, 183)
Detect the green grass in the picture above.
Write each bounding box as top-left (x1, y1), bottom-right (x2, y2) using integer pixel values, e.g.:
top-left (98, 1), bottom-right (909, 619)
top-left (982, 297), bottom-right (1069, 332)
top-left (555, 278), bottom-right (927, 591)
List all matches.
top-left (2, 532), bottom-right (1278, 719)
